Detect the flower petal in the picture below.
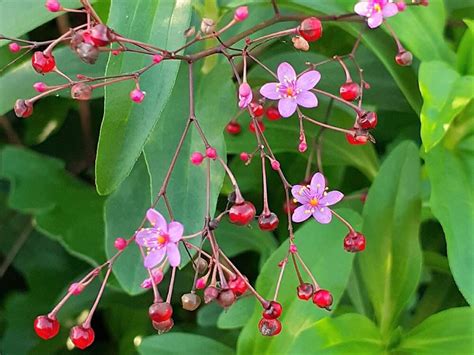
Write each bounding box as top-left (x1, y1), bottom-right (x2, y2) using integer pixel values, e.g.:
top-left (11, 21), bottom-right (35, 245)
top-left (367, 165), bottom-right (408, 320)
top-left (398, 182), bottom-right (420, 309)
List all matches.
top-left (167, 243), bottom-right (181, 267)
top-left (239, 94), bottom-right (252, 108)
top-left (277, 62), bottom-right (296, 83)
top-left (292, 205), bottom-right (312, 223)
top-left (313, 207), bottom-right (332, 224)
top-left (368, 12), bottom-right (384, 28)
top-left (168, 221), bottom-right (184, 242)
top-left (296, 70), bottom-right (321, 91)
top-left (136, 228), bottom-right (159, 247)
top-left (278, 98), bottom-right (297, 117)
top-left (146, 208), bottom-right (168, 232)
top-left (310, 172), bottom-right (326, 196)
top-left (382, 3), bottom-right (398, 17)
top-left (144, 248), bottom-right (166, 268)
top-left (296, 91), bottom-right (318, 108)
top-left (354, 1), bottom-right (371, 16)
top-left (320, 191), bottom-right (344, 206)
top-left (291, 185), bottom-right (311, 204)
top-left (260, 83), bottom-right (281, 100)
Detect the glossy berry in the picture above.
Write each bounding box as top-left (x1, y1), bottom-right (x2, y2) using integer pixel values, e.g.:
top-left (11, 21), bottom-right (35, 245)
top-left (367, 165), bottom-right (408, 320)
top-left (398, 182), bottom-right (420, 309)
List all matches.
top-left (343, 231), bottom-right (366, 253)
top-left (181, 293), bottom-right (201, 311)
top-left (345, 131), bottom-right (368, 145)
top-left (114, 237), bottom-right (127, 250)
top-left (31, 51), bottom-right (56, 74)
top-left (313, 289), bottom-right (333, 310)
top-left (298, 17), bottom-right (322, 42)
top-left (258, 213), bottom-right (279, 231)
top-left (358, 112), bottom-right (378, 130)
top-left (249, 102), bottom-right (264, 117)
top-left (226, 121), bottom-right (241, 135)
top-left (90, 24), bottom-right (113, 47)
top-left (130, 88), bottom-right (145, 103)
top-left (9, 42), bottom-right (20, 53)
top-left (266, 106), bottom-right (281, 120)
top-left (258, 318), bottom-right (282, 336)
top-left (14, 99), bottom-right (33, 118)
top-left (217, 289), bottom-right (236, 308)
top-left (249, 120), bottom-right (265, 133)
top-left (71, 83), bottom-right (92, 101)
top-left (206, 147), bottom-right (217, 160)
top-left (190, 152), bottom-right (204, 165)
top-left (152, 318), bottom-right (174, 334)
top-left (33, 315), bottom-right (60, 340)
top-left (204, 286), bottom-right (219, 303)
top-left (149, 302), bottom-right (173, 322)
top-left (229, 201), bottom-right (256, 225)
top-left (234, 6), bottom-right (249, 22)
top-left (70, 325), bottom-right (95, 350)
top-left (339, 81), bottom-right (360, 101)
top-left (262, 301), bottom-right (282, 319)
top-left (228, 276), bottom-right (248, 296)
top-left (240, 152), bottom-right (249, 162)
top-left (297, 283), bottom-right (314, 301)
top-left (395, 50), bottom-right (413, 66)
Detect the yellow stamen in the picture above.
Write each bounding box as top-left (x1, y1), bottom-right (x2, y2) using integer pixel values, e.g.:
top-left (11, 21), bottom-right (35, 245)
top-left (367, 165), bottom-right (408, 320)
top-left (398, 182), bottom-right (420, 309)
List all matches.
top-left (374, 4), bottom-right (381, 12)
top-left (309, 198), bottom-right (318, 206)
top-left (157, 235), bottom-right (166, 244)
top-left (286, 87), bottom-right (294, 96)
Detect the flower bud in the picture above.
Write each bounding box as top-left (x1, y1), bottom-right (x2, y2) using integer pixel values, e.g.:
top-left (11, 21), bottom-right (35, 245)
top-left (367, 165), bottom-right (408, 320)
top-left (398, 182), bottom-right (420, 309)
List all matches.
top-left (45, 0), bottom-right (61, 12)
top-left (200, 18), bottom-right (216, 35)
top-left (68, 282), bottom-right (84, 295)
top-left (234, 6), bottom-right (249, 22)
top-left (9, 42), bottom-right (20, 53)
top-left (33, 82), bottom-right (47, 93)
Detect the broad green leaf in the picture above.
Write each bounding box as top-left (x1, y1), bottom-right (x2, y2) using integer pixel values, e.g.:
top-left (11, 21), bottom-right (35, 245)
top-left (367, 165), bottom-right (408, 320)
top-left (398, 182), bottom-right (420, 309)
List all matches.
top-left (0, 146), bottom-right (105, 264)
top-left (358, 141), bottom-right (422, 336)
top-left (218, 297), bottom-right (256, 329)
top-left (419, 61), bottom-right (474, 152)
top-left (138, 333), bottom-right (235, 355)
top-left (96, 0), bottom-right (192, 195)
top-left (237, 209), bottom-right (361, 355)
top-left (395, 308), bottom-right (474, 354)
top-left (289, 314), bottom-right (384, 354)
top-left (0, 45), bottom-right (107, 115)
top-left (457, 19), bottom-right (474, 76)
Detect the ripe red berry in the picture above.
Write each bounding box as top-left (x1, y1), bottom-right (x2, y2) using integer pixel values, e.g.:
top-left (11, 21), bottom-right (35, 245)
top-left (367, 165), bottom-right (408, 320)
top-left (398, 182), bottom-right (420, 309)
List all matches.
top-left (258, 318), bottom-right (282, 336)
top-left (296, 283), bottom-right (314, 301)
top-left (345, 131), bottom-right (368, 145)
top-left (312, 289), bottom-right (333, 309)
top-left (33, 315), bottom-right (60, 340)
top-left (249, 120), bottom-right (265, 133)
top-left (343, 231), bottom-right (366, 252)
top-left (228, 276), bottom-right (248, 296)
top-left (31, 51), bottom-right (56, 74)
top-left (395, 50), bottom-right (413, 66)
top-left (262, 301), bottom-right (282, 319)
top-left (298, 17), bottom-right (323, 42)
top-left (265, 106), bottom-right (281, 120)
top-left (339, 81), bottom-right (360, 101)
top-left (149, 302), bottom-right (173, 322)
top-left (152, 318), bottom-right (174, 334)
top-left (14, 99), bottom-right (33, 118)
top-left (249, 102), bottom-right (264, 117)
top-left (358, 112), bottom-right (378, 130)
top-left (226, 121), bottom-right (241, 135)
top-left (90, 24), bottom-right (113, 47)
top-left (258, 212), bottom-right (279, 231)
top-left (229, 201), bottom-right (256, 225)
top-left (69, 325), bottom-right (95, 350)
top-left (217, 289), bottom-right (236, 308)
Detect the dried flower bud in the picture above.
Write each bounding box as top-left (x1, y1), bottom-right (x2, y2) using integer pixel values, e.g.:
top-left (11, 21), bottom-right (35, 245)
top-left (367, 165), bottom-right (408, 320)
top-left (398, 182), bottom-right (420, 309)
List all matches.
top-left (195, 257), bottom-right (208, 274)
top-left (71, 83), bottom-right (93, 101)
top-left (181, 292), bottom-right (201, 311)
top-left (75, 42), bottom-right (100, 64)
top-left (184, 26), bottom-right (196, 38)
top-left (204, 286), bottom-right (219, 303)
top-left (395, 50), bottom-right (413, 66)
top-left (217, 289), bottom-right (236, 308)
top-left (200, 18), bottom-right (216, 35)
top-left (14, 99), bottom-right (33, 118)
top-left (292, 36), bottom-right (309, 51)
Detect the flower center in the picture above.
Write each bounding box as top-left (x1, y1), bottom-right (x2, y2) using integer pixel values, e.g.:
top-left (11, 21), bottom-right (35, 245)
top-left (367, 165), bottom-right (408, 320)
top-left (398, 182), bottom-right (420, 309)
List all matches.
top-left (309, 198), bottom-right (318, 206)
top-left (286, 87), bottom-right (295, 97)
top-left (374, 4), bottom-right (382, 12)
top-left (157, 234), bottom-right (168, 244)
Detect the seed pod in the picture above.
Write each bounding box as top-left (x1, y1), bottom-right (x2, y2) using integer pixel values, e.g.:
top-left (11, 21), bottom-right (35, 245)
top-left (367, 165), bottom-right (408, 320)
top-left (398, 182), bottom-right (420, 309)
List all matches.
top-left (75, 42), bottom-right (100, 64)
top-left (200, 18), bottom-right (216, 35)
top-left (181, 293), bottom-right (201, 311)
top-left (71, 83), bottom-right (93, 101)
top-left (195, 257), bottom-right (208, 274)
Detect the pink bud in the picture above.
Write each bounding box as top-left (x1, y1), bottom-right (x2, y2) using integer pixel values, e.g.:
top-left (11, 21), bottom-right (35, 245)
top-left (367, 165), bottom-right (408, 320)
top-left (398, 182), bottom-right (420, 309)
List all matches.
top-left (396, 1), bottom-right (406, 11)
top-left (69, 283), bottom-right (84, 295)
top-left (33, 82), bottom-right (47, 93)
top-left (238, 82), bottom-right (251, 97)
top-left (190, 152), bottom-right (204, 165)
top-left (130, 88), bottom-right (145, 103)
top-left (152, 269), bottom-right (164, 284)
top-left (298, 142), bottom-right (307, 153)
top-left (45, 0), bottom-right (61, 12)
top-left (196, 277), bottom-right (207, 289)
top-left (112, 50), bottom-right (121, 56)
top-left (8, 42), bottom-right (20, 53)
top-left (152, 54), bottom-right (164, 64)
top-left (240, 152), bottom-right (249, 161)
top-left (114, 237), bottom-right (127, 250)
top-left (206, 147), bottom-right (217, 160)
top-left (270, 159), bottom-right (280, 171)
top-left (289, 244), bottom-right (298, 253)
top-left (234, 6), bottom-right (249, 22)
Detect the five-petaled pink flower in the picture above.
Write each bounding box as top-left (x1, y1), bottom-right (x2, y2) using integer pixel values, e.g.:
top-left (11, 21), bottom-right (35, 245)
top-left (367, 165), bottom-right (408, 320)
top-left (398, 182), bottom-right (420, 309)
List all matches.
top-left (135, 208), bottom-right (183, 268)
top-left (260, 62), bottom-right (320, 118)
top-left (291, 172), bottom-right (343, 224)
top-left (354, 0), bottom-right (399, 29)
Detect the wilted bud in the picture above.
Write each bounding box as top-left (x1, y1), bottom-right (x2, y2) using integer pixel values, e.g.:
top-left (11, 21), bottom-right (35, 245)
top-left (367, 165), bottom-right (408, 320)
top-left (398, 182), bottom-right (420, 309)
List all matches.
top-left (200, 18), bottom-right (216, 35)
top-left (181, 293), bottom-right (201, 311)
top-left (71, 83), bottom-right (93, 101)
top-left (217, 289), bottom-right (236, 308)
top-left (195, 257), bottom-right (208, 274)
top-left (184, 26), bottom-right (196, 38)
top-left (292, 36), bottom-right (309, 51)
top-left (204, 286), bottom-right (219, 303)
top-left (90, 24), bottom-right (114, 46)
top-left (75, 42), bottom-right (100, 64)
top-left (395, 50), bottom-right (413, 66)
top-left (14, 99), bottom-right (33, 118)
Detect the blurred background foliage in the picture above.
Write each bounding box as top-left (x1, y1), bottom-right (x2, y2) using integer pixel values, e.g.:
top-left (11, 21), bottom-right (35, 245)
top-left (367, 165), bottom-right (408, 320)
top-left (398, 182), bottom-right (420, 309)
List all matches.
top-left (0, 0), bottom-right (473, 354)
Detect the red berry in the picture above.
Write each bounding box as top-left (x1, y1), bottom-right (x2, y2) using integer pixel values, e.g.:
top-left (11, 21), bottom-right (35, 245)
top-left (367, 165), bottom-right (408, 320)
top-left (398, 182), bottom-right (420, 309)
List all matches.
top-left (34, 315), bottom-right (60, 340)
top-left (358, 112), bottom-right (378, 130)
top-left (114, 237), bottom-right (127, 250)
top-left (312, 289), bottom-right (333, 309)
top-left (249, 120), bottom-right (265, 133)
top-left (258, 213), bottom-right (279, 231)
top-left (70, 325), bottom-right (95, 350)
top-left (31, 51), bottom-right (56, 74)
top-left (339, 81), bottom-right (360, 101)
top-left (228, 276), bottom-right (248, 296)
top-left (258, 318), bottom-right (282, 336)
top-left (229, 201), bottom-right (256, 225)
top-left (90, 24), bottom-right (113, 47)
top-left (262, 301), bottom-right (282, 319)
top-left (14, 99), bottom-right (33, 118)
top-left (240, 152), bottom-right (250, 161)
top-left (343, 231), bottom-right (366, 252)
top-left (345, 131), bottom-right (368, 145)
top-left (217, 289), bottom-right (236, 308)
top-left (296, 283), bottom-right (314, 301)
top-left (226, 121), bottom-right (241, 135)
top-left (265, 106), bottom-right (281, 120)
top-left (149, 302), bottom-right (173, 322)
top-left (298, 17), bottom-right (323, 42)
top-left (395, 50), bottom-right (413, 66)
top-left (152, 318), bottom-right (174, 334)
top-left (249, 102), bottom-right (264, 117)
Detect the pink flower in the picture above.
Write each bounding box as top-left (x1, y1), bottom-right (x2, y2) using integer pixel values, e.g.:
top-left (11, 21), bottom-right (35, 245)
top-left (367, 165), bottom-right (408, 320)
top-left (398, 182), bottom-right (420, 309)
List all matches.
top-left (260, 62), bottom-right (320, 118)
top-left (291, 172), bottom-right (343, 224)
top-left (354, 0), bottom-right (399, 29)
top-left (135, 209), bottom-right (184, 268)
top-left (140, 268), bottom-right (164, 289)
top-left (238, 82), bottom-right (253, 109)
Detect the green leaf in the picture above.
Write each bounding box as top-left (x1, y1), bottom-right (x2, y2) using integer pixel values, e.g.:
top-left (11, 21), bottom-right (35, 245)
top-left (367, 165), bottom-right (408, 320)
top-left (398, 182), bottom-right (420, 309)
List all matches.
top-left (419, 61), bottom-right (474, 152)
top-left (457, 19), bottom-right (474, 76)
top-left (96, 0), bottom-right (192, 195)
top-left (218, 297), bottom-right (256, 330)
top-left (358, 141), bottom-right (422, 336)
top-left (237, 209), bottom-right (361, 355)
top-left (395, 308), bottom-right (474, 354)
top-left (0, 146), bottom-right (105, 264)
top-left (288, 314), bottom-right (384, 354)
top-left (138, 333), bottom-right (235, 355)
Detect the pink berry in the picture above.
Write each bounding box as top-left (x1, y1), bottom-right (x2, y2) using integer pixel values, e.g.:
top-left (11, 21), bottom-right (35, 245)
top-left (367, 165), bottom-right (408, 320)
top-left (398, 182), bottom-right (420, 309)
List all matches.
top-left (130, 88), bottom-right (145, 103)
top-left (234, 6), bottom-right (249, 22)
top-left (9, 42), bottom-right (20, 53)
top-left (190, 152), bottom-right (204, 165)
top-left (68, 283), bottom-right (84, 295)
top-left (270, 159), bottom-right (280, 170)
top-left (228, 276), bottom-right (248, 296)
top-left (240, 152), bottom-right (249, 161)
top-left (289, 244), bottom-right (297, 253)
top-left (152, 54), bottom-right (164, 64)
top-left (33, 82), bottom-right (47, 93)
top-left (45, 0), bottom-right (61, 12)
top-left (114, 237), bottom-right (127, 250)
top-left (206, 147), bottom-right (217, 160)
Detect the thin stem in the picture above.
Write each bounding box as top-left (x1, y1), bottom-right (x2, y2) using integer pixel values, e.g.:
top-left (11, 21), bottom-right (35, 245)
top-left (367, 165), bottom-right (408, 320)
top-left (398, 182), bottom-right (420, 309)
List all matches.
top-left (83, 266), bottom-right (112, 328)
top-left (166, 267), bottom-right (177, 303)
